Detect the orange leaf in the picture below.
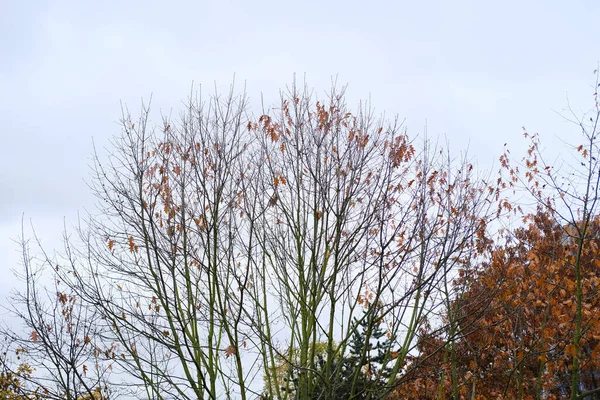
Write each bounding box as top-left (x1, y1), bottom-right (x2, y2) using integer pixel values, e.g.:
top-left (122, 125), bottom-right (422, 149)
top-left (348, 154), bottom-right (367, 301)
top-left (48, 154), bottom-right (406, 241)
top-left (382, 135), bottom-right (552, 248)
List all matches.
top-left (30, 331), bottom-right (38, 343)
top-left (517, 350), bottom-right (524, 362)
top-left (128, 236), bottom-right (136, 253)
top-left (108, 239), bottom-right (114, 252)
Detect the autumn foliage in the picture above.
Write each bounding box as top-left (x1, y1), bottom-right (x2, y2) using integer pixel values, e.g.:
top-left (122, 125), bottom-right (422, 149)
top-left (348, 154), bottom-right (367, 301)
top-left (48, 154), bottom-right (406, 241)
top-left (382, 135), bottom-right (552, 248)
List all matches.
top-left (4, 75), bottom-right (600, 399)
top-left (391, 71), bottom-right (600, 399)
top-left (392, 212), bottom-right (600, 399)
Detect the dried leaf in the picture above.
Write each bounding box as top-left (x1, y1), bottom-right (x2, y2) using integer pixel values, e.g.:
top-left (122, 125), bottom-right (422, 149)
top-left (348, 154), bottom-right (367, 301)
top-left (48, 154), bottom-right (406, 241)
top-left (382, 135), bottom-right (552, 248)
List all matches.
top-left (128, 236), bottom-right (136, 253)
top-left (225, 345), bottom-right (236, 358)
top-left (268, 193), bottom-right (279, 207)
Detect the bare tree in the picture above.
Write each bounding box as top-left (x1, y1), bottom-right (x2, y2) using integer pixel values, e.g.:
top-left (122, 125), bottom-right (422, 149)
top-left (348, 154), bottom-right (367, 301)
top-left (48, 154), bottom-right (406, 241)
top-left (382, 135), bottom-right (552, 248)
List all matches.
top-left (1, 224), bottom-right (112, 399)
top-left (6, 81), bottom-right (497, 399)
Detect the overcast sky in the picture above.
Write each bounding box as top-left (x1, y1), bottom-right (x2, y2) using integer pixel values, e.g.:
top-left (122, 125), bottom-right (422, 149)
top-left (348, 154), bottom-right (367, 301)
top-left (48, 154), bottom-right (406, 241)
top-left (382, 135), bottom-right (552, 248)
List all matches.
top-left (2, 0), bottom-right (600, 299)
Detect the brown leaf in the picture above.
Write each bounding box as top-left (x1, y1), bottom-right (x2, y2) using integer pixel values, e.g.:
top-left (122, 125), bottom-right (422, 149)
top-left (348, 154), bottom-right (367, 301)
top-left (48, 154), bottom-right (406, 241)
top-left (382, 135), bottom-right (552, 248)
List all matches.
top-left (128, 236), bottom-right (137, 253)
top-left (268, 193), bottom-right (279, 207)
top-left (225, 345), bottom-right (236, 358)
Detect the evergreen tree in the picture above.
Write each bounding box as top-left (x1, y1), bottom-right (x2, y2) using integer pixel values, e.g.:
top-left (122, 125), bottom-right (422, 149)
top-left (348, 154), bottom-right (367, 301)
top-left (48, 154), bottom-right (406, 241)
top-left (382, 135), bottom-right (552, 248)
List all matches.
top-left (266, 308), bottom-right (398, 399)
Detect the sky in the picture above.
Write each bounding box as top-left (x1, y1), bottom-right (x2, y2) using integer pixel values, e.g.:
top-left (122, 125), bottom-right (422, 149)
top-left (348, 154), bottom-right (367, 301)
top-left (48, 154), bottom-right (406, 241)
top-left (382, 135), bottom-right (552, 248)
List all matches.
top-left (2, 0), bottom-right (600, 303)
